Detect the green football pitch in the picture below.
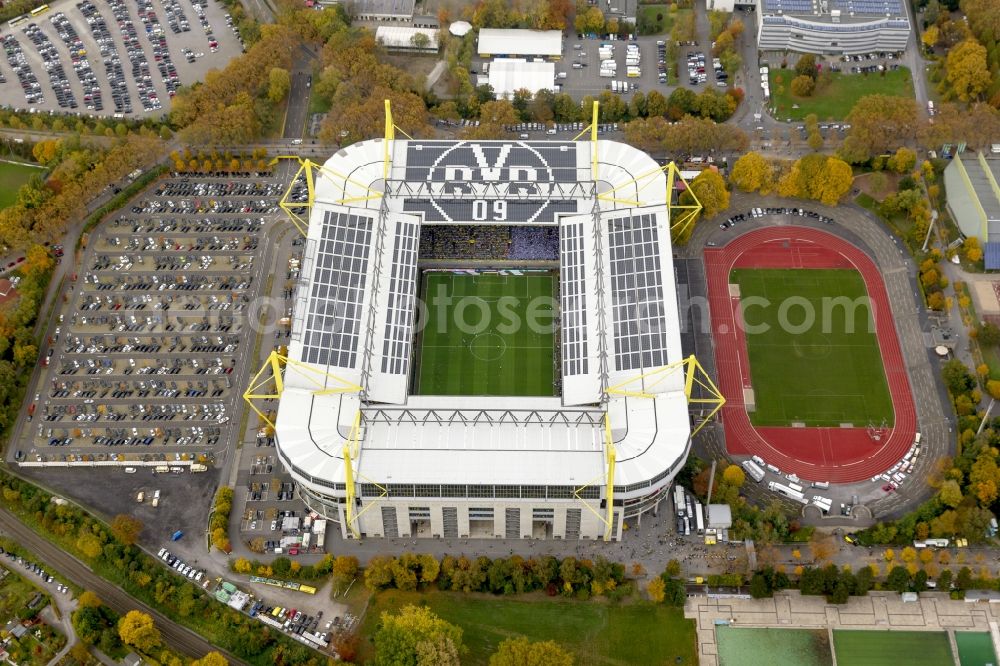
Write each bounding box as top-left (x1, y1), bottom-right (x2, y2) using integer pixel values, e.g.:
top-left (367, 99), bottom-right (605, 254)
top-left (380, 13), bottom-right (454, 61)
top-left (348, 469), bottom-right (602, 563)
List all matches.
top-left (416, 272), bottom-right (556, 396)
top-left (731, 268), bottom-right (893, 427)
top-left (832, 630), bottom-right (954, 666)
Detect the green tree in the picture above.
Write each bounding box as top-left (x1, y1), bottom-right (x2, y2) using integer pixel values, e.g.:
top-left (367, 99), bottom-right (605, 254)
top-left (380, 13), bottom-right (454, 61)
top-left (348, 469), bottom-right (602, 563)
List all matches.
top-left (886, 565), bottom-right (911, 592)
top-left (489, 637), bottom-right (573, 666)
top-left (749, 572), bottom-right (772, 598)
top-left (118, 611), bottom-right (161, 652)
top-left (374, 605), bottom-right (465, 666)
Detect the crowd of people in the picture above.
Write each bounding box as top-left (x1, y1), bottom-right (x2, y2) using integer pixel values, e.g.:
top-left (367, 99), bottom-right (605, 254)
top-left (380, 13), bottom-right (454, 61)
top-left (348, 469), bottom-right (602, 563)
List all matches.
top-left (419, 225), bottom-right (560, 261)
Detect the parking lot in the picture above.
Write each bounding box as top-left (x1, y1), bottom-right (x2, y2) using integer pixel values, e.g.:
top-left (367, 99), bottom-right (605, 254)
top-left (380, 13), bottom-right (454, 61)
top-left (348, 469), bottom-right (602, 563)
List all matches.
top-left (0, 0), bottom-right (243, 117)
top-left (12, 172), bottom-right (287, 468)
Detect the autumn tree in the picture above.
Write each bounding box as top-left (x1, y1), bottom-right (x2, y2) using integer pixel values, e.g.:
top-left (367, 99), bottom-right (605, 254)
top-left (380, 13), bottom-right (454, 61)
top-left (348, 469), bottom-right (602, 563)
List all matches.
top-left (374, 605), bottom-right (465, 666)
top-left (945, 39), bottom-right (991, 102)
top-left (795, 54), bottom-right (818, 79)
top-left (110, 514), bottom-right (143, 545)
top-left (939, 479), bottom-right (964, 508)
top-left (574, 6), bottom-right (605, 35)
top-left (840, 95), bottom-right (918, 163)
top-left (489, 637), bottom-right (573, 666)
top-left (730, 151), bottom-right (774, 193)
top-left (887, 147), bottom-right (917, 174)
top-left (267, 67), bottom-right (292, 103)
top-left (683, 169), bottom-right (730, 218)
top-left (646, 577), bottom-right (666, 602)
top-left (722, 464), bottom-right (746, 488)
top-left (190, 653), bottom-right (229, 666)
top-left (778, 154), bottom-right (854, 205)
top-left (791, 75), bottom-right (815, 97)
top-left (118, 611), bottom-right (161, 652)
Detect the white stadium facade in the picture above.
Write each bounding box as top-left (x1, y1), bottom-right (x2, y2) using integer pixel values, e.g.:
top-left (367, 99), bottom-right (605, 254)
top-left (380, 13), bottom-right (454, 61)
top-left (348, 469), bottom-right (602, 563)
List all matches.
top-left (256, 112), bottom-right (722, 542)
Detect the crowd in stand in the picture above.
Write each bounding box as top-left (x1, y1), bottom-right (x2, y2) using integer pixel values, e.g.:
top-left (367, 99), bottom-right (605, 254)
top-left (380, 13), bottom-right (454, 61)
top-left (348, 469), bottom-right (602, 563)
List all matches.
top-left (419, 225), bottom-right (560, 261)
top-left (509, 226), bottom-right (559, 260)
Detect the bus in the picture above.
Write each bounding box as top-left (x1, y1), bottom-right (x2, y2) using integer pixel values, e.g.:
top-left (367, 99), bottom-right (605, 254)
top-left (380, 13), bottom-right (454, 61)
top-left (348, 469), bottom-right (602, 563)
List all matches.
top-left (674, 484), bottom-right (686, 517)
top-left (8, 14), bottom-right (28, 28)
top-left (768, 481), bottom-right (806, 503)
top-left (694, 501), bottom-right (705, 535)
top-left (29, 4), bottom-right (49, 16)
top-left (741, 459), bottom-right (765, 483)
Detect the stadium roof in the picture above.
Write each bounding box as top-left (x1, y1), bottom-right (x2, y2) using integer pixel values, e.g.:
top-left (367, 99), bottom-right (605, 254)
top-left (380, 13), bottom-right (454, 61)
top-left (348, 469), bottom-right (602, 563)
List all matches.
top-left (277, 138), bottom-right (690, 496)
top-left (375, 26), bottom-right (439, 50)
top-left (487, 58), bottom-right (556, 96)
top-left (478, 29), bottom-right (563, 57)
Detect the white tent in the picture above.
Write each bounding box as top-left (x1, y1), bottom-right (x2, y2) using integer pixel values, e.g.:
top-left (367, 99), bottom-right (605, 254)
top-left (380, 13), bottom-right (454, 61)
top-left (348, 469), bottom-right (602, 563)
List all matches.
top-left (487, 58), bottom-right (555, 96)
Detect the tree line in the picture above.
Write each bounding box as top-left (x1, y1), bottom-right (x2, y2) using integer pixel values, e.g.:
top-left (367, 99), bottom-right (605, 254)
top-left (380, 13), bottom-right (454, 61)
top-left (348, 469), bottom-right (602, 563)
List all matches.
top-left (362, 552), bottom-right (633, 601)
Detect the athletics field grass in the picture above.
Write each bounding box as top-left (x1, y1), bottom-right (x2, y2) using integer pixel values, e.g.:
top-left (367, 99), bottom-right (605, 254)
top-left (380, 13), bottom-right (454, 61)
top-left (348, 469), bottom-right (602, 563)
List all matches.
top-left (358, 590), bottom-right (698, 665)
top-left (832, 630), bottom-right (953, 666)
top-left (417, 272), bottom-right (556, 396)
top-left (731, 268), bottom-right (893, 427)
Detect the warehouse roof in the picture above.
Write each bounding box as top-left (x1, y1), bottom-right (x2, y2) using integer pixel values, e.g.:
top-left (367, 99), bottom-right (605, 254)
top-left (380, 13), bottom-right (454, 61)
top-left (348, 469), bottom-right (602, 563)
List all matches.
top-left (487, 58), bottom-right (555, 96)
top-left (478, 28), bottom-right (562, 57)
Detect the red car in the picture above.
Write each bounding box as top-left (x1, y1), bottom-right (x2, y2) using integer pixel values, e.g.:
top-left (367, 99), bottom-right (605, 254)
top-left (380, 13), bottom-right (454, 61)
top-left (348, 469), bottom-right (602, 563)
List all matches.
top-left (882, 483), bottom-right (896, 492)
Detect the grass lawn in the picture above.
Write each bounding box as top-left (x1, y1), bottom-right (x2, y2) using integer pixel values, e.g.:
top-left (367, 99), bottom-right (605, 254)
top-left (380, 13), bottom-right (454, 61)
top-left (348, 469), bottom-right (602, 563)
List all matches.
top-left (833, 630), bottom-right (953, 666)
top-left (638, 5), bottom-right (676, 34)
top-left (768, 67), bottom-right (913, 121)
top-left (0, 161), bottom-right (43, 209)
top-left (417, 272), bottom-right (556, 396)
top-left (732, 268), bottom-right (893, 427)
top-left (718, 627), bottom-right (833, 666)
top-left (0, 567), bottom-right (49, 618)
top-left (358, 590), bottom-right (697, 665)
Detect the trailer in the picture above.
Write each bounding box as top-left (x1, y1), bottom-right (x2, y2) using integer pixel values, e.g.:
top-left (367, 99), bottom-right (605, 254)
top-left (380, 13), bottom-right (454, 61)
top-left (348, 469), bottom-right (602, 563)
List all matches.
top-left (768, 481), bottom-right (806, 504)
top-left (675, 485), bottom-right (687, 517)
top-left (741, 460), bottom-right (765, 483)
top-left (694, 501), bottom-right (705, 535)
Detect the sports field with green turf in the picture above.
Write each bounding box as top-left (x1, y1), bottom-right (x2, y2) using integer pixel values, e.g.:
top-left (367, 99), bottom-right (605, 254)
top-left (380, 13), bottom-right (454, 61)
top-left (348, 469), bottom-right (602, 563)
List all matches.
top-left (0, 161), bottom-right (42, 209)
top-left (416, 272), bottom-right (556, 396)
top-left (832, 630), bottom-right (953, 666)
top-left (732, 268), bottom-right (893, 427)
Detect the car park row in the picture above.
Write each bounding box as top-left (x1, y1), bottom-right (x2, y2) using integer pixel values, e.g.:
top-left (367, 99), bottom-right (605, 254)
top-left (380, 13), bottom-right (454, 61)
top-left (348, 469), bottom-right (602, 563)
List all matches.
top-left (15, 173), bottom-right (283, 467)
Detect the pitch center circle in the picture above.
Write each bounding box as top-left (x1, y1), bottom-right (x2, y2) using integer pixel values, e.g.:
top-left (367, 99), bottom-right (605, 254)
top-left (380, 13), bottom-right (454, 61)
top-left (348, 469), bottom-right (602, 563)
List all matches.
top-left (469, 333), bottom-right (507, 362)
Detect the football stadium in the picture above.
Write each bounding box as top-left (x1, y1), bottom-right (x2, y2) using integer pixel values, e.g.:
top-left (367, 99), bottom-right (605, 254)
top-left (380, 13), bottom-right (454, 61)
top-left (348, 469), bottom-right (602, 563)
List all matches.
top-left (246, 105), bottom-right (723, 541)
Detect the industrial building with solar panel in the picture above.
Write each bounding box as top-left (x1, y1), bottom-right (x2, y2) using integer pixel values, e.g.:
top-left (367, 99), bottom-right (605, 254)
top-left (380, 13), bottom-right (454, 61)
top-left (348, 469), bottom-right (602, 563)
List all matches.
top-left (756, 0), bottom-right (910, 55)
top-left (245, 103), bottom-right (724, 542)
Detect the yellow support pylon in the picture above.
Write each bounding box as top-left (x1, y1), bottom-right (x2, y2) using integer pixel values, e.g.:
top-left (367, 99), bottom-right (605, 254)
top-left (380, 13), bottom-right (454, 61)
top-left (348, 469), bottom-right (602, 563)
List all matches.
top-left (241, 350), bottom-right (363, 431)
top-left (606, 355), bottom-right (725, 438)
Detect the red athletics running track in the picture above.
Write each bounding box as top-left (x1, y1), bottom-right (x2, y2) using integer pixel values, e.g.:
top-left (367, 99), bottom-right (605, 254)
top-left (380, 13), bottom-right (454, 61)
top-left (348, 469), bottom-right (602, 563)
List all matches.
top-left (704, 227), bottom-right (917, 483)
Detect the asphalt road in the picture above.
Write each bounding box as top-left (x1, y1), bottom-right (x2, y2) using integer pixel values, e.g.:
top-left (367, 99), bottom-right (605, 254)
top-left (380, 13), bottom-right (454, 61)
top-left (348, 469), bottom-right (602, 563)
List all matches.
top-left (0, 508), bottom-right (246, 665)
top-left (283, 45), bottom-right (314, 140)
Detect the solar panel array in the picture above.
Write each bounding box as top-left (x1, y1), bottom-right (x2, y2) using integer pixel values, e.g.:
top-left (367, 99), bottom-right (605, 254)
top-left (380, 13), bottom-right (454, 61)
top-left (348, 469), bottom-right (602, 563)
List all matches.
top-left (762, 0), bottom-right (813, 12)
top-left (300, 210), bottom-right (374, 369)
top-left (606, 214), bottom-right (670, 372)
top-left (380, 218), bottom-right (420, 375)
top-left (560, 221), bottom-right (589, 376)
top-left (833, 0), bottom-right (902, 13)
